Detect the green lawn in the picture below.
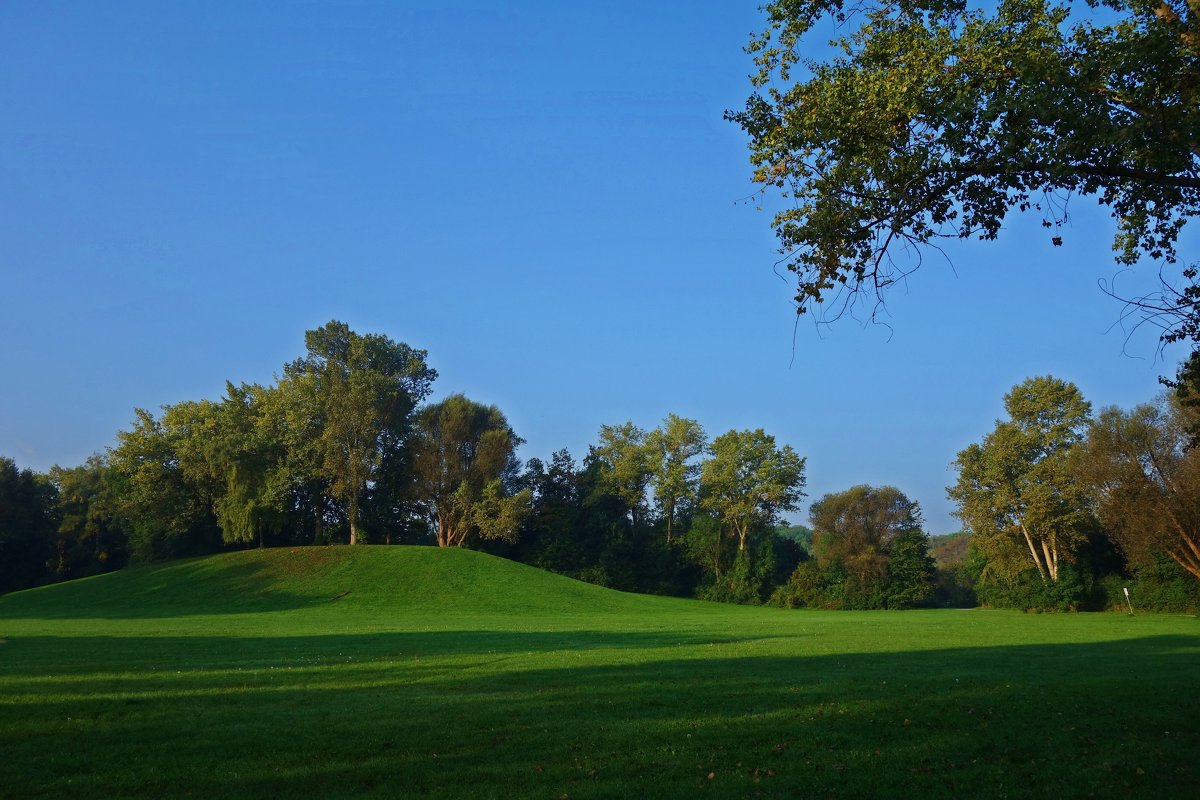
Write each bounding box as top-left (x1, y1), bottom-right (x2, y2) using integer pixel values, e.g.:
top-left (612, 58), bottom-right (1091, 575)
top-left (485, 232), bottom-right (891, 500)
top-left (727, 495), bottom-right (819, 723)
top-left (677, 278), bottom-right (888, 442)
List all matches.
top-left (1, 546), bottom-right (1197, 798)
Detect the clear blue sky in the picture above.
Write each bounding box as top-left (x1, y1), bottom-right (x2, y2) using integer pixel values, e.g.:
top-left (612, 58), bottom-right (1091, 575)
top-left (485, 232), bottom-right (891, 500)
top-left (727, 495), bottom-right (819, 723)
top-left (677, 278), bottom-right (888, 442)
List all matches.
top-left (1, 1), bottom-right (1189, 533)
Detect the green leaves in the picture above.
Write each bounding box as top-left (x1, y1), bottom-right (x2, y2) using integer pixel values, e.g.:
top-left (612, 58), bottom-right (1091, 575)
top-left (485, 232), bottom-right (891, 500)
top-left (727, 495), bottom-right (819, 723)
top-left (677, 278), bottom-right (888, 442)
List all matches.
top-left (410, 394), bottom-right (527, 547)
top-left (701, 429), bottom-right (807, 552)
top-left (283, 321), bottom-right (437, 544)
top-left (948, 376), bottom-right (1092, 582)
top-left (1072, 397), bottom-right (1200, 580)
top-left (732, 0), bottom-right (1200, 336)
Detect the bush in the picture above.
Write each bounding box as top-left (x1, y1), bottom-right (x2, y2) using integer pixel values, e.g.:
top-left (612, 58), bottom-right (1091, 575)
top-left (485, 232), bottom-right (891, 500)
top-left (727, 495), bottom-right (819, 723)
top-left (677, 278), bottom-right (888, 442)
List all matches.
top-left (974, 566), bottom-right (1094, 612)
top-left (1098, 556), bottom-right (1200, 613)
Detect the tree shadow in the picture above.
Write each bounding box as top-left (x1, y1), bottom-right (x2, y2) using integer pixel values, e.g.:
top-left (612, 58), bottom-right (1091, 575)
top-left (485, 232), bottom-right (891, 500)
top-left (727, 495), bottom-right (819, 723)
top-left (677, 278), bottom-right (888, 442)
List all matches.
top-left (2, 630), bottom-right (1197, 798)
top-left (0, 556), bottom-right (328, 618)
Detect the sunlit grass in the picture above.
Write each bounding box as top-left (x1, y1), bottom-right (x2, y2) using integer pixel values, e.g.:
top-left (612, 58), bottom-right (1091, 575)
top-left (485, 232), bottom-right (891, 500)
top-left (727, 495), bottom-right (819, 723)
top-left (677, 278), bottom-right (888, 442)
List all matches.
top-left (2, 547), bottom-right (1197, 798)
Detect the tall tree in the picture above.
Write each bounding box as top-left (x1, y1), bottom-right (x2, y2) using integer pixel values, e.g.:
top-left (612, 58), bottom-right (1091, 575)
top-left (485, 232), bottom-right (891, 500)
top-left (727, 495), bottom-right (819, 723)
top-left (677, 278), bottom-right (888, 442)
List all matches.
top-left (283, 321), bottom-right (436, 544)
top-left (1073, 398), bottom-right (1200, 581)
top-left (411, 394), bottom-right (530, 548)
top-left (207, 383), bottom-right (291, 547)
top-left (811, 485), bottom-right (919, 586)
top-left (647, 415), bottom-right (707, 544)
top-left (589, 421), bottom-right (654, 531)
top-left (729, 0), bottom-right (1200, 342)
top-left (949, 376), bottom-right (1093, 583)
top-left (0, 457), bottom-right (56, 594)
top-left (47, 454), bottom-right (127, 579)
top-left (700, 429), bottom-right (807, 553)
top-left (109, 408), bottom-right (222, 561)
top-left (809, 485), bottom-right (935, 608)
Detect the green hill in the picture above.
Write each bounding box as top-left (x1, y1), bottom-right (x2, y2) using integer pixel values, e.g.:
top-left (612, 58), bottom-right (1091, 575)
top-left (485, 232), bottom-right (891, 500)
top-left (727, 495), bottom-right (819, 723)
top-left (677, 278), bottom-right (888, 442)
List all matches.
top-left (0, 545), bottom-right (679, 620)
top-left (2, 546), bottom-right (1198, 799)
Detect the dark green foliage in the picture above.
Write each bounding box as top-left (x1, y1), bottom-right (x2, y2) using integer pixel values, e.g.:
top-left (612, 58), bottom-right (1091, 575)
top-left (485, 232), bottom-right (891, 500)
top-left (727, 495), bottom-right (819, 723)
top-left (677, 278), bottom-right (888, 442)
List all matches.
top-left (1098, 554), bottom-right (1200, 613)
top-left (410, 394), bottom-right (529, 548)
top-left (697, 531), bottom-right (786, 605)
top-left (885, 528), bottom-right (938, 608)
top-left (0, 457), bottom-right (56, 594)
top-left (283, 320), bottom-right (437, 545)
top-left (1164, 350), bottom-right (1200, 447)
top-left (775, 523), bottom-right (813, 555)
top-left (928, 531), bottom-right (976, 606)
top-left (973, 565), bottom-right (1095, 613)
top-left (46, 455), bottom-right (128, 580)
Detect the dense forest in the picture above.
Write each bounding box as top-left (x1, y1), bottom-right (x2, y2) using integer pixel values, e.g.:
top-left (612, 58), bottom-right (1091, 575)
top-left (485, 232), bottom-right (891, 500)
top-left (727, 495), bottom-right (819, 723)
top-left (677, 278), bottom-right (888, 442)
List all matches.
top-left (2, 321), bottom-right (1198, 612)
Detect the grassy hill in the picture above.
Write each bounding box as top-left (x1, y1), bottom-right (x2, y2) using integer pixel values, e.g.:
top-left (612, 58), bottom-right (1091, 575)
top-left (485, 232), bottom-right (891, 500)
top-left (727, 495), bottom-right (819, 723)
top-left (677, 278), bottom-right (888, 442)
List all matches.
top-left (2, 546), bottom-right (1198, 798)
top-left (0, 545), bottom-right (674, 619)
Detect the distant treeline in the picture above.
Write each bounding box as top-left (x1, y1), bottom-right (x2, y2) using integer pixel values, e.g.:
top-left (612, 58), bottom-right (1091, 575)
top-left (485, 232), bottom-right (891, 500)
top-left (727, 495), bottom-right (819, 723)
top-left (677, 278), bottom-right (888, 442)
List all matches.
top-left (2, 322), bottom-right (1198, 612)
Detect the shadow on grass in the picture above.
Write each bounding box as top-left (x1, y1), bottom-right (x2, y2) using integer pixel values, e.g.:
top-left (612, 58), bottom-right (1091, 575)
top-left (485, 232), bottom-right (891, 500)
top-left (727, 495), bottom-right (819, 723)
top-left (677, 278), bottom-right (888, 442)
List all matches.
top-left (2, 630), bottom-right (1198, 799)
top-left (0, 556), bottom-right (329, 619)
top-left (0, 628), bottom-right (789, 676)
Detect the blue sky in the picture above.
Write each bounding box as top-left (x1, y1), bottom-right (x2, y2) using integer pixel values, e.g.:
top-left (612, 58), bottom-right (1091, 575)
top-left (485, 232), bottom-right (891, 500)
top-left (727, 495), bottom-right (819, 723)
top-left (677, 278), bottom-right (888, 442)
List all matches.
top-left (0, 1), bottom-right (1189, 533)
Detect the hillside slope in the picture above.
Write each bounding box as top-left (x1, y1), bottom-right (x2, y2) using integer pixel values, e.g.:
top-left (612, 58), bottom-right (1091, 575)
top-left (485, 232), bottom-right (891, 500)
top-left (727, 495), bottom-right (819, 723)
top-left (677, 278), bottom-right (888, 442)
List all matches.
top-left (0, 545), bottom-right (679, 619)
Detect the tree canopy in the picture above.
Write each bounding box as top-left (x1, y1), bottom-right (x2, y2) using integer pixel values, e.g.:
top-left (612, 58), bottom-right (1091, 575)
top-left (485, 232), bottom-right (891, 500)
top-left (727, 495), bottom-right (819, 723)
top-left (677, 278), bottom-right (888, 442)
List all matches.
top-left (948, 376), bottom-right (1093, 583)
top-left (1073, 397), bottom-right (1200, 580)
top-left (283, 321), bottom-right (436, 544)
top-left (729, 0), bottom-right (1200, 340)
top-left (410, 394), bottom-right (530, 548)
top-left (701, 428), bottom-right (807, 552)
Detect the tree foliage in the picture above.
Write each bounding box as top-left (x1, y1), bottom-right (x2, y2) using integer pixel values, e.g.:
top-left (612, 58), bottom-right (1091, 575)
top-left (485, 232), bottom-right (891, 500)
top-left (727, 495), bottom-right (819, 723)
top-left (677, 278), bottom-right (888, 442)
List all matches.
top-left (47, 455), bottom-right (127, 580)
top-left (1073, 397), bottom-right (1200, 581)
top-left (589, 422), bottom-right (654, 530)
top-left (801, 484), bottom-right (935, 607)
top-left (283, 321), bottom-right (436, 544)
top-left (109, 407), bottom-right (222, 561)
top-left (646, 414), bottom-right (707, 544)
top-left (700, 428), bottom-right (807, 553)
top-left (949, 376), bottom-right (1093, 583)
top-left (729, 0), bottom-right (1200, 339)
top-left (0, 457), bottom-right (56, 594)
top-left (410, 394), bottom-right (530, 548)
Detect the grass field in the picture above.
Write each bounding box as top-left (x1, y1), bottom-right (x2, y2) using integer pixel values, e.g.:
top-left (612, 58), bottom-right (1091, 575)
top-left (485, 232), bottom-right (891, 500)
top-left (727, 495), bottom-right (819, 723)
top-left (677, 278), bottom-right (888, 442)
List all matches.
top-left (1, 546), bottom-right (1198, 798)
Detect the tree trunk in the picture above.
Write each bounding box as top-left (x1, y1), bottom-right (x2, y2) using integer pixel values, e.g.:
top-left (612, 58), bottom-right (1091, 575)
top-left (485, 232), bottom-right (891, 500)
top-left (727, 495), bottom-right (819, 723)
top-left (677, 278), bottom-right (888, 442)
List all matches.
top-left (1168, 547), bottom-right (1200, 580)
top-left (714, 528), bottom-right (723, 578)
top-left (1040, 540), bottom-right (1058, 582)
top-left (1016, 515), bottom-right (1049, 582)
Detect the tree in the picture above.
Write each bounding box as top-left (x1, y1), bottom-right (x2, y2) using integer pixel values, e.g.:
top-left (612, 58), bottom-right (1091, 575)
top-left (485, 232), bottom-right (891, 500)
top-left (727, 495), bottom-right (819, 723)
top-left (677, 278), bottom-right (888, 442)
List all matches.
top-left (700, 428), bottom-right (807, 553)
top-left (810, 485), bottom-right (936, 607)
top-left (109, 408), bottom-right (223, 561)
top-left (206, 383), bottom-right (291, 547)
top-left (949, 376), bottom-right (1093, 583)
top-left (411, 394), bottom-right (531, 548)
top-left (646, 414), bottom-right (707, 544)
top-left (729, 0), bottom-right (1200, 341)
top-left (1164, 350), bottom-right (1200, 446)
top-left (511, 450), bottom-right (586, 573)
top-left (283, 321), bottom-right (436, 544)
top-left (0, 457), bottom-right (56, 594)
top-left (1073, 397), bottom-right (1200, 581)
top-left (47, 454), bottom-right (127, 579)
top-left (589, 421), bottom-right (654, 531)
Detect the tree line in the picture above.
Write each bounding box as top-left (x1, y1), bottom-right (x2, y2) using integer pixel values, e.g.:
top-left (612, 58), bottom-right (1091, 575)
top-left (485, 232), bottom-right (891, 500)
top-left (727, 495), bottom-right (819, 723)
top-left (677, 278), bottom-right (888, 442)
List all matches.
top-left (2, 322), bottom-right (1198, 611)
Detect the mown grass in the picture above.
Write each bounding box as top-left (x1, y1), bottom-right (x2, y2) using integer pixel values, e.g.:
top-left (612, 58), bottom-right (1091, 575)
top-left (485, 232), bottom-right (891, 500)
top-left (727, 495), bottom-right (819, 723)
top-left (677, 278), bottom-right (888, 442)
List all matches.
top-left (1, 546), bottom-right (1197, 798)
